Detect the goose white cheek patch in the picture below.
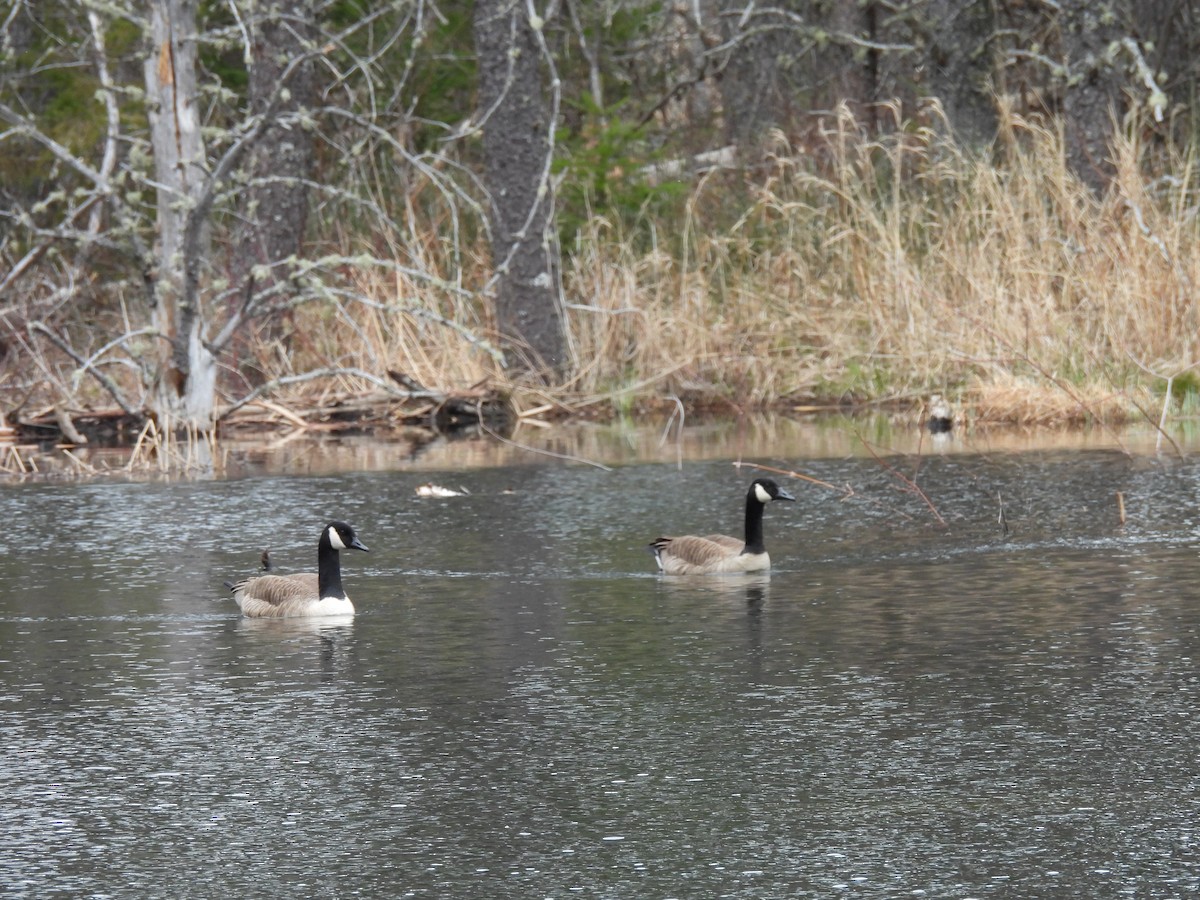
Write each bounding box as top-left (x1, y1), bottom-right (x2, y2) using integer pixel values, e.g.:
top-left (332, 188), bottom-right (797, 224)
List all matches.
top-left (754, 483), bottom-right (773, 503)
top-left (328, 526), bottom-right (347, 550)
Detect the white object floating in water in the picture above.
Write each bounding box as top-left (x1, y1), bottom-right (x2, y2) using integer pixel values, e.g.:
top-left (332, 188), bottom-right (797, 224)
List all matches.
top-left (415, 482), bottom-right (469, 498)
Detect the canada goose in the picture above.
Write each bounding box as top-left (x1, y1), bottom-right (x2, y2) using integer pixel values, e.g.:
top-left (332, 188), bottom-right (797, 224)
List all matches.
top-left (649, 477), bottom-right (796, 575)
top-left (228, 521), bottom-right (368, 618)
top-left (926, 394), bottom-right (954, 434)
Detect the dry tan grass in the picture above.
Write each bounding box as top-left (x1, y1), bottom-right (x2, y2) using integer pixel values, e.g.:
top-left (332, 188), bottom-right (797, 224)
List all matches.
top-left (967, 374), bottom-right (1140, 427)
top-left (247, 101), bottom-right (1199, 427)
top-left (553, 102), bottom-right (1200, 424)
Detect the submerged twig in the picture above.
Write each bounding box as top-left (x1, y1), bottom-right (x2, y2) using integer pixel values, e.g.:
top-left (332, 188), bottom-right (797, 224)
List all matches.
top-left (660, 395), bottom-right (685, 471)
top-left (659, 395), bottom-right (685, 447)
top-left (126, 418), bottom-right (161, 472)
top-left (479, 420), bottom-right (612, 472)
top-left (734, 459), bottom-right (847, 494)
top-left (1125, 350), bottom-right (1194, 458)
top-left (855, 436), bottom-right (948, 527)
top-left (2, 444), bottom-right (30, 475)
top-left (61, 448), bottom-right (96, 475)
top-left (732, 459), bottom-right (917, 523)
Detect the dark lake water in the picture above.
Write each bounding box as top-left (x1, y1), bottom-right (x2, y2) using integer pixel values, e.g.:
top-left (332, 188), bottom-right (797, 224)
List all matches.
top-left (3, 428), bottom-right (1200, 897)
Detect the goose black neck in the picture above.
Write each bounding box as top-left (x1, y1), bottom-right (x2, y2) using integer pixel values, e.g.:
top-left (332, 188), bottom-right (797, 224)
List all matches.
top-left (317, 539), bottom-right (345, 599)
top-left (743, 490), bottom-right (767, 554)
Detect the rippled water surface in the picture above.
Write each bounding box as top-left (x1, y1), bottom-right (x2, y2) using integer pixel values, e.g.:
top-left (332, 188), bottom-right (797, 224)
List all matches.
top-left (3, 437), bottom-right (1200, 897)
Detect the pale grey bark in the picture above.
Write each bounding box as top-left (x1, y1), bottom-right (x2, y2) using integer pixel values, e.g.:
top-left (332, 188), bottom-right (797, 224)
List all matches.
top-left (143, 0), bottom-right (216, 427)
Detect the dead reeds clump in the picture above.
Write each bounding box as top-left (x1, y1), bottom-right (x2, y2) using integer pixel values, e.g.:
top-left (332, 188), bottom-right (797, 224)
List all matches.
top-left (234, 100), bottom-right (1197, 430)
top-left (559, 100), bottom-right (1197, 425)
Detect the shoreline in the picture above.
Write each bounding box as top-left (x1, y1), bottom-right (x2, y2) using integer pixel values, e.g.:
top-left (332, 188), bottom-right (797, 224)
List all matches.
top-left (2, 403), bottom-right (1191, 482)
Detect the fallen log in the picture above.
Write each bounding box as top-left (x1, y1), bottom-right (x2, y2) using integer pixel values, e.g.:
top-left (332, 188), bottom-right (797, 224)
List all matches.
top-left (9, 381), bottom-right (516, 446)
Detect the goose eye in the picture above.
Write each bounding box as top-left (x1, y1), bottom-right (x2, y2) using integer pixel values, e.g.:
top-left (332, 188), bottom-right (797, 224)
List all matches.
top-left (328, 526), bottom-right (348, 550)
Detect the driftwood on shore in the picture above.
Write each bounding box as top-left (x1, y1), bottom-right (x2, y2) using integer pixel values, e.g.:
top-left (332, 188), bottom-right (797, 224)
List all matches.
top-left (8, 377), bottom-right (516, 447)
top-left (221, 380), bottom-right (515, 435)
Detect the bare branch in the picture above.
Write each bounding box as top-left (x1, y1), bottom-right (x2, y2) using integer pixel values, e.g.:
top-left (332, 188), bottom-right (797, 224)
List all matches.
top-left (27, 322), bottom-right (141, 415)
top-left (218, 366), bottom-right (414, 419)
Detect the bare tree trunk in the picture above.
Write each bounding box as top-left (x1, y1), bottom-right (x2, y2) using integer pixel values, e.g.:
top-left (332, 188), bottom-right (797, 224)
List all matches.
top-left (231, 0), bottom-right (317, 381)
top-left (473, 0), bottom-right (565, 379)
top-left (143, 0), bottom-right (216, 428)
top-left (921, 0), bottom-right (1000, 147)
top-left (714, 0), bottom-right (807, 144)
top-left (1057, 0), bottom-right (1126, 192)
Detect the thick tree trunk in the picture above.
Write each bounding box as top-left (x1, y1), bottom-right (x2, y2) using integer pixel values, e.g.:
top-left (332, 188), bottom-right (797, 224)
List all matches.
top-left (473, 0), bottom-right (566, 380)
top-left (231, 0), bottom-right (317, 380)
top-left (1056, 0), bottom-right (1126, 192)
top-left (143, 0), bottom-right (216, 428)
top-left (922, 0), bottom-right (1000, 147)
top-left (714, 0), bottom-right (828, 143)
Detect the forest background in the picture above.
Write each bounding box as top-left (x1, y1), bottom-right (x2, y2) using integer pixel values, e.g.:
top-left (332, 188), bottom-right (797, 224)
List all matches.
top-left (2, 0), bottom-right (1199, 444)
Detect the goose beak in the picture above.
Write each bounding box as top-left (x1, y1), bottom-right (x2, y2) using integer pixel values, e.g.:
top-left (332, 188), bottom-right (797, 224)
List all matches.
top-left (351, 537), bottom-right (369, 552)
top-left (777, 488), bottom-right (796, 502)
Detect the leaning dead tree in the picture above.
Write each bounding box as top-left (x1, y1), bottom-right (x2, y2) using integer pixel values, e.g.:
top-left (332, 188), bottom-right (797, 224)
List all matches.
top-left (143, 0), bottom-right (213, 426)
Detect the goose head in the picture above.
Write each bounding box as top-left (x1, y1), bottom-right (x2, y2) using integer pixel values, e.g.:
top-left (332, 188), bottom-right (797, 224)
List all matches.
top-left (323, 521), bottom-right (369, 554)
top-left (751, 478), bottom-right (796, 504)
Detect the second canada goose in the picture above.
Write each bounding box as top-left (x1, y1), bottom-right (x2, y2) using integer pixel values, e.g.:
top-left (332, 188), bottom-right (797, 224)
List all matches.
top-left (649, 477), bottom-right (796, 575)
top-left (926, 394), bottom-right (954, 434)
top-left (228, 521), bottom-right (368, 618)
